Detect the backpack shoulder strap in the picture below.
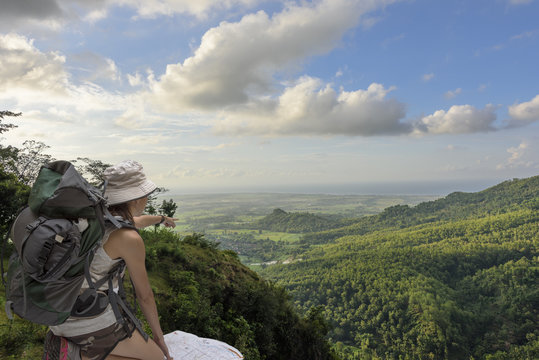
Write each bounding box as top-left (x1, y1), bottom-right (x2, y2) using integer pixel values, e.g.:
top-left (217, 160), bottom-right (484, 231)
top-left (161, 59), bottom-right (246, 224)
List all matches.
top-left (103, 207), bottom-right (123, 229)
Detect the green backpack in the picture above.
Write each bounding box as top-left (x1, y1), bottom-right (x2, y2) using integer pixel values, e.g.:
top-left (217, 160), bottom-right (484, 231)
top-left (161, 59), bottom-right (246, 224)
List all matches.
top-left (2, 161), bottom-right (144, 334)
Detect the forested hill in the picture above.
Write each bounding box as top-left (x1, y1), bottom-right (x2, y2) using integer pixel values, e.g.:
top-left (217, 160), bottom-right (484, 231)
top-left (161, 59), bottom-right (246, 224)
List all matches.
top-left (249, 208), bottom-right (338, 233)
top-left (261, 176), bottom-right (539, 359)
top-left (302, 175), bottom-right (539, 244)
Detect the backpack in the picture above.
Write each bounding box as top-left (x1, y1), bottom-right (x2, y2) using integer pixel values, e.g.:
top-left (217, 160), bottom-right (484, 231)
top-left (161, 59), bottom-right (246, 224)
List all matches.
top-left (2, 161), bottom-right (146, 337)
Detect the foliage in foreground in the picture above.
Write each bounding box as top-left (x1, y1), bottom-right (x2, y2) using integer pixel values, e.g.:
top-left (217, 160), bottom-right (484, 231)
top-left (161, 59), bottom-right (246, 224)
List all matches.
top-left (1, 230), bottom-right (338, 359)
top-left (142, 230), bottom-right (338, 360)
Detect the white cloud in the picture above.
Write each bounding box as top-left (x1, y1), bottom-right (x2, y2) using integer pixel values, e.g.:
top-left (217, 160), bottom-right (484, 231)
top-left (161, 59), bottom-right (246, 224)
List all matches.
top-left (422, 73), bottom-right (434, 82)
top-left (0, 33), bottom-right (69, 95)
top-left (496, 141), bottom-right (535, 169)
top-left (4, 0), bottom-right (532, 142)
top-left (381, 33), bottom-right (405, 48)
top-left (0, 0), bottom-right (257, 31)
top-left (508, 0), bottom-right (534, 5)
top-left (164, 143), bottom-right (239, 156)
top-left (83, 8), bottom-right (109, 23)
top-left (507, 142), bottom-right (528, 164)
top-left (507, 94), bottom-right (539, 127)
top-left (70, 52), bottom-right (122, 84)
top-left (510, 30), bottom-right (538, 40)
top-left (0, 0), bottom-right (65, 30)
top-left (0, 32), bottom-right (177, 148)
top-left (127, 72), bottom-right (143, 87)
top-left (114, 105), bottom-right (152, 129)
top-left (444, 87), bottom-right (462, 99)
top-left (160, 163), bottom-right (320, 183)
top-left (149, 0), bottom-right (398, 112)
top-left (146, 0), bottom-right (408, 137)
top-left (116, 0), bottom-right (257, 19)
top-left (415, 104), bottom-right (497, 134)
top-left (164, 166), bottom-right (247, 179)
top-left (97, 58), bottom-right (120, 82)
top-left (119, 134), bottom-right (170, 145)
top-left (489, 29), bottom-right (537, 52)
top-left (0, 0), bottom-right (111, 31)
top-left (213, 80), bottom-right (410, 136)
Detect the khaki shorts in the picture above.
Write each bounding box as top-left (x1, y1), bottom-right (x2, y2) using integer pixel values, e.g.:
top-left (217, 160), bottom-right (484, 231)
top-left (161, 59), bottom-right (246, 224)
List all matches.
top-left (67, 320), bottom-right (136, 360)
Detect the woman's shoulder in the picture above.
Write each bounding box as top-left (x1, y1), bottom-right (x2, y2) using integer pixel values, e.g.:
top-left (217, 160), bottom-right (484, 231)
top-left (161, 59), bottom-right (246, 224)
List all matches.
top-left (104, 228), bottom-right (144, 259)
top-left (109, 227), bottom-right (142, 242)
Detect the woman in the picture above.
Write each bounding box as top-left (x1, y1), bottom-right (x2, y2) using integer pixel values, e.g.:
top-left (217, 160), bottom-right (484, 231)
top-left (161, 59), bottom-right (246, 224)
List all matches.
top-left (48, 160), bottom-right (173, 360)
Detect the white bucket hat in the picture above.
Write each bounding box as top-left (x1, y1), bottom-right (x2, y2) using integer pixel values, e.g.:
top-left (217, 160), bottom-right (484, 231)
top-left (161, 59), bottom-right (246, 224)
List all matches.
top-left (103, 160), bottom-right (157, 206)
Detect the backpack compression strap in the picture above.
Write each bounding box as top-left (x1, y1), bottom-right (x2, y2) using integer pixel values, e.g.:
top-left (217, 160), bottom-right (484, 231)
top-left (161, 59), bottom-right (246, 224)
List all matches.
top-left (74, 256), bottom-right (148, 340)
top-left (107, 265), bottom-right (149, 341)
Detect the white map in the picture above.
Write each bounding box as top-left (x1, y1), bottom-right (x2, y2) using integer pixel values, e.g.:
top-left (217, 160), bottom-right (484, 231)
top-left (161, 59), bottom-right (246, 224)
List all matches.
top-left (164, 330), bottom-right (244, 359)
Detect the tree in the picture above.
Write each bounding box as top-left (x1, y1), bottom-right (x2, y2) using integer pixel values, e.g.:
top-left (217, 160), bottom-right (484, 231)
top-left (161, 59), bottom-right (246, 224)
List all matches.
top-left (0, 165), bottom-right (30, 238)
top-left (74, 157), bottom-right (113, 186)
top-left (0, 111), bottom-right (30, 238)
top-left (160, 199), bottom-right (178, 218)
top-left (1, 112), bottom-right (55, 185)
top-left (12, 140), bottom-right (55, 185)
top-left (0, 111), bottom-right (21, 170)
top-left (145, 187), bottom-right (168, 215)
top-left (0, 111), bottom-right (21, 133)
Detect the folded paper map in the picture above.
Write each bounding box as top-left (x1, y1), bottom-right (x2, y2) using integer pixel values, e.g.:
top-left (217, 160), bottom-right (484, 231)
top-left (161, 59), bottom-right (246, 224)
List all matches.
top-left (164, 330), bottom-right (244, 359)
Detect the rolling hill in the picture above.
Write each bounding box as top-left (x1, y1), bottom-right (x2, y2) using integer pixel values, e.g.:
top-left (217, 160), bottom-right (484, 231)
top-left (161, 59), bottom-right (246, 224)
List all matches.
top-left (248, 208), bottom-right (339, 233)
top-left (261, 176), bottom-right (539, 359)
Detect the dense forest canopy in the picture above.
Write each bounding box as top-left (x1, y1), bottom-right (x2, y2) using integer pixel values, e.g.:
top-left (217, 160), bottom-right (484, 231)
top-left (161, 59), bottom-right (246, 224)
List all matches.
top-left (247, 208), bottom-right (339, 233)
top-left (261, 176), bottom-right (539, 359)
top-left (301, 176), bottom-right (539, 245)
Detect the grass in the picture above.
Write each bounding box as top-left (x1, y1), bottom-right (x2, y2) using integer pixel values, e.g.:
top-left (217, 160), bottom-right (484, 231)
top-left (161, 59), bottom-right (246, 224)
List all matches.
top-left (207, 229), bottom-right (301, 243)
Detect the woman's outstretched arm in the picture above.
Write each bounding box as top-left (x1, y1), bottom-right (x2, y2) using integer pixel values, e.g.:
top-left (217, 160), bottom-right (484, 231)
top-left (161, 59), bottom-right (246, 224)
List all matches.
top-left (133, 215), bottom-right (177, 229)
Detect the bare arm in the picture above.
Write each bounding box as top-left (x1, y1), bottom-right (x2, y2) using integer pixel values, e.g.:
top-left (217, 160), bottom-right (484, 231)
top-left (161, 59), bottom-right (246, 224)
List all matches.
top-left (133, 215), bottom-right (177, 229)
top-left (105, 229), bottom-right (172, 359)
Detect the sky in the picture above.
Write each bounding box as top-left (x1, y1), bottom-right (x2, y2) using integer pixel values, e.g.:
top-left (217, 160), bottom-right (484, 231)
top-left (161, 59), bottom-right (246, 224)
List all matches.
top-left (1, 0), bottom-right (538, 195)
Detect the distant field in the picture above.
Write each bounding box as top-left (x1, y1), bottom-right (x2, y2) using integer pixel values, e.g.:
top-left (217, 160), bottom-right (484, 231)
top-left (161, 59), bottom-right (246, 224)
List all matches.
top-left (161, 193), bottom-right (439, 266)
top-left (167, 193), bottom-right (439, 224)
top-left (208, 229), bottom-right (302, 243)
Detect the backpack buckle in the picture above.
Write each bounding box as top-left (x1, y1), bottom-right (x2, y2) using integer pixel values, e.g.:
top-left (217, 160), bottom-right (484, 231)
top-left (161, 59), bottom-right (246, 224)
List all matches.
top-left (25, 217), bottom-right (47, 232)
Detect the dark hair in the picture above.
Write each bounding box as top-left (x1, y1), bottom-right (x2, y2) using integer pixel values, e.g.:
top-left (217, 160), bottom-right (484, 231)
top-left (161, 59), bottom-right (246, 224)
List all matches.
top-left (108, 202), bottom-right (134, 224)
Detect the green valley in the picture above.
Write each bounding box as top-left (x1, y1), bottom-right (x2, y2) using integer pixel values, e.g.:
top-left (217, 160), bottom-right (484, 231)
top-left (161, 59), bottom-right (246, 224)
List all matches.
top-left (171, 193), bottom-right (438, 266)
top-left (259, 177), bottom-right (539, 359)
top-left (161, 177), bottom-right (538, 359)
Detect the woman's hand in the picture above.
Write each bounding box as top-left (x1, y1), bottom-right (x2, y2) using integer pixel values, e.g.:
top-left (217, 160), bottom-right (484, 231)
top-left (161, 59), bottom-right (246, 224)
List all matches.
top-left (154, 336), bottom-right (173, 360)
top-left (161, 216), bottom-right (178, 228)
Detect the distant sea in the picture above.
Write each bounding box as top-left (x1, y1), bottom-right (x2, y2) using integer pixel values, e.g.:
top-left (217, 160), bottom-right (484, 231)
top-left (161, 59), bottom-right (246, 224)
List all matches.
top-left (170, 178), bottom-right (506, 197)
